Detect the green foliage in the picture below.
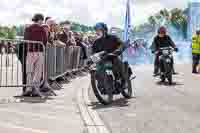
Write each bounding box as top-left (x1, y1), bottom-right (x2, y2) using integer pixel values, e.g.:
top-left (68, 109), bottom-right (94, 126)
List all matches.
top-left (0, 26), bottom-right (17, 39)
top-left (7, 26), bottom-right (17, 39)
top-left (60, 20), bottom-right (94, 32)
top-left (146, 8), bottom-right (188, 39)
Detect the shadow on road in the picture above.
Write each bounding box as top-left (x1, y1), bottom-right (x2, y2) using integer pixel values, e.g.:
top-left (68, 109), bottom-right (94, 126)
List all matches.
top-left (13, 96), bottom-right (54, 104)
top-left (156, 81), bottom-right (184, 86)
top-left (89, 98), bottom-right (134, 110)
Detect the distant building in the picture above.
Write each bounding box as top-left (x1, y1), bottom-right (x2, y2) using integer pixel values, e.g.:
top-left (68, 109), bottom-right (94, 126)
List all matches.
top-left (188, 0), bottom-right (200, 39)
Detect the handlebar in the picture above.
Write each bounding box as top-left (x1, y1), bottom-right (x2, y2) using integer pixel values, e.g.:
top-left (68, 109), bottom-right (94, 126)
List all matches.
top-left (153, 47), bottom-right (178, 54)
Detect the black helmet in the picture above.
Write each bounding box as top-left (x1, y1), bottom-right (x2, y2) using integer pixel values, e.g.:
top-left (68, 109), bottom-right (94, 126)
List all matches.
top-left (32, 13), bottom-right (44, 22)
top-left (94, 22), bottom-right (108, 33)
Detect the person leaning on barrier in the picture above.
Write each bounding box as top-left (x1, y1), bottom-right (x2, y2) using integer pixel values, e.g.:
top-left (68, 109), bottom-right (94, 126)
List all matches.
top-left (45, 19), bottom-right (65, 48)
top-left (192, 29), bottom-right (200, 74)
top-left (57, 22), bottom-right (76, 46)
top-left (23, 13), bottom-right (47, 97)
top-left (0, 40), bottom-right (4, 54)
top-left (46, 18), bottom-right (57, 45)
top-left (74, 32), bottom-right (87, 60)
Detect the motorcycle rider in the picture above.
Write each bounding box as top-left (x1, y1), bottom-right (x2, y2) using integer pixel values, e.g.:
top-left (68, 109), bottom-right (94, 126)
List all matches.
top-left (152, 26), bottom-right (178, 76)
top-left (92, 22), bottom-right (132, 83)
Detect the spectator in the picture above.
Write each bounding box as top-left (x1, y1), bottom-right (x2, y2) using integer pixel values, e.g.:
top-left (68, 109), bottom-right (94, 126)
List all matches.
top-left (0, 40), bottom-right (5, 54)
top-left (46, 18), bottom-right (57, 45)
top-left (88, 35), bottom-right (96, 45)
top-left (45, 16), bottom-right (51, 23)
top-left (23, 13), bottom-right (47, 97)
top-left (74, 32), bottom-right (87, 60)
top-left (83, 35), bottom-right (90, 46)
top-left (46, 19), bottom-right (65, 47)
top-left (5, 42), bottom-right (13, 54)
top-left (57, 22), bottom-right (76, 46)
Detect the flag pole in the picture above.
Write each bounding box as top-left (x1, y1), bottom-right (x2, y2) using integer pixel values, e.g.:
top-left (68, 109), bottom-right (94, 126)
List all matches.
top-left (122, 0), bottom-right (131, 61)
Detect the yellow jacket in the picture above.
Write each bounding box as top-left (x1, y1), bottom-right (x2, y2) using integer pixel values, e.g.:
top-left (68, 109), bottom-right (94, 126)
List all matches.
top-left (192, 35), bottom-right (200, 54)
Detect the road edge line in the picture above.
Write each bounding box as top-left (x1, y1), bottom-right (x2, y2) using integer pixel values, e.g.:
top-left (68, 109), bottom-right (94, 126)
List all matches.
top-left (76, 76), bottom-right (111, 133)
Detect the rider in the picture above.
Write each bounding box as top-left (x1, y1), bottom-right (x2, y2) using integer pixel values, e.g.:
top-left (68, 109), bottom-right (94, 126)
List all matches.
top-left (92, 22), bottom-right (132, 81)
top-left (152, 26), bottom-right (178, 76)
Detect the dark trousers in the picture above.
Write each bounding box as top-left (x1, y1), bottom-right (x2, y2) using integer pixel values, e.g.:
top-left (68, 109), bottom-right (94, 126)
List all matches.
top-left (192, 54), bottom-right (200, 73)
top-left (22, 55), bottom-right (27, 93)
top-left (154, 54), bottom-right (160, 74)
top-left (112, 57), bottom-right (132, 80)
top-left (17, 43), bottom-right (27, 93)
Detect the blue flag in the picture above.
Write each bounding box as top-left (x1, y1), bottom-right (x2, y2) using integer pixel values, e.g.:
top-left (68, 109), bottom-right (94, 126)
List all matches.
top-left (122, 0), bottom-right (131, 61)
top-left (123, 0), bottom-right (131, 43)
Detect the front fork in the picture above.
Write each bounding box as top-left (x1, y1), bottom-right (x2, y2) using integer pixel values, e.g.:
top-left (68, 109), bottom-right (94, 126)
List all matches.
top-left (162, 58), bottom-right (173, 76)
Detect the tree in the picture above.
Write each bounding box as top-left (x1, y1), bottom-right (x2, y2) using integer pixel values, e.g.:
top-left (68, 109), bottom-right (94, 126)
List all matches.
top-left (7, 28), bottom-right (16, 39)
top-left (146, 8), bottom-right (188, 39)
top-left (170, 8), bottom-right (187, 38)
top-left (160, 9), bottom-right (170, 19)
top-left (148, 16), bottom-right (157, 27)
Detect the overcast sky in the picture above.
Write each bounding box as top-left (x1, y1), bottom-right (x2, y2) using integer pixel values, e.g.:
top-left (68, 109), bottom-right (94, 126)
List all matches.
top-left (0, 0), bottom-right (189, 27)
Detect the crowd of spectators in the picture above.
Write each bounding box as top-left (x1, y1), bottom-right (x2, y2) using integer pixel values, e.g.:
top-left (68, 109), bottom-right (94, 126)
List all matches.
top-left (20, 13), bottom-right (97, 97)
top-left (0, 13), bottom-right (98, 97)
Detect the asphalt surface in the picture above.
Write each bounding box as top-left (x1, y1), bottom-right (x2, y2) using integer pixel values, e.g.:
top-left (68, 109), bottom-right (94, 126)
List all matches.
top-left (0, 76), bottom-right (89, 133)
top-left (89, 64), bottom-right (200, 133)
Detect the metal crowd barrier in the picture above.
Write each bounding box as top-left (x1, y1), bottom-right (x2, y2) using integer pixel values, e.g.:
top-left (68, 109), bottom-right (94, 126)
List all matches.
top-left (0, 39), bottom-right (46, 88)
top-left (46, 45), bottom-right (88, 82)
top-left (0, 38), bottom-right (92, 91)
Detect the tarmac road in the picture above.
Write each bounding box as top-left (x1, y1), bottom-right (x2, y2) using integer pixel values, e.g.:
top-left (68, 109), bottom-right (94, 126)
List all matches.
top-left (89, 64), bottom-right (200, 133)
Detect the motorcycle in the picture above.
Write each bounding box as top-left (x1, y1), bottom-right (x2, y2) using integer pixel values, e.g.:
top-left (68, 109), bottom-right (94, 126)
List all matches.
top-left (87, 44), bottom-right (134, 105)
top-left (155, 47), bottom-right (177, 84)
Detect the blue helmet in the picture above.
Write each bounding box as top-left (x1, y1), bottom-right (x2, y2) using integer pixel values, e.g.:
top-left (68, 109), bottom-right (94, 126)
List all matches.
top-left (94, 22), bottom-right (108, 32)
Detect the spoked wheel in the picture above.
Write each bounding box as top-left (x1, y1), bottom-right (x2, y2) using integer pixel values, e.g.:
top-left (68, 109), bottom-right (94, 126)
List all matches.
top-left (121, 62), bottom-right (132, 99)
top-left (91, 71), bottom-right (113, 105)
top-left (121, 78), bottom-right (132, 99)
top-left (166, 63), bottom-right (173, 85)
top-left (167, 74), bottom-right (172, 85)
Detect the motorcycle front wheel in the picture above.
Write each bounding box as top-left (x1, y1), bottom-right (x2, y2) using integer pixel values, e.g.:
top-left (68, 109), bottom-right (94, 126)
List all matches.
top-left (165, 63), bottom-right (173, 85)
top-left (121, 62), bottom-right (132, 98)
top-left (91, 71), bottom-right (113, 105)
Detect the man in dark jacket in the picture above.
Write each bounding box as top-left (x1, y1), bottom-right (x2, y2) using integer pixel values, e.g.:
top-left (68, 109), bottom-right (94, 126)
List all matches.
top-left (152, 26), bottom-right (178, 76)
top-left (92, 22), bottom-right (132, 83)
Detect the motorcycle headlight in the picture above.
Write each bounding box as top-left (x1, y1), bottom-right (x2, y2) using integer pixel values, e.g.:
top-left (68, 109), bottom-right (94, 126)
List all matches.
top-left (166, 58), bottom-right (171, 63)
top-left (91, 55), bottom-right (100, 63)
top-left (162, 50), bottom-right (169, 55)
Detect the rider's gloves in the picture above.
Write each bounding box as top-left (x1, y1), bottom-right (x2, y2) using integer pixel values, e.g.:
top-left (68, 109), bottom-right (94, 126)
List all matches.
top-left (87, 60), bottom-right (93, 65)
top-left (174, 47), bottom-right (178, 52)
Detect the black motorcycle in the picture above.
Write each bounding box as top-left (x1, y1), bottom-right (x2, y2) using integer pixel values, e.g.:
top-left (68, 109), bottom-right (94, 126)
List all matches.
top-left (87, 44), bottom-right (134, 105)
top-left (155, 47), bottom-right (177, 84)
